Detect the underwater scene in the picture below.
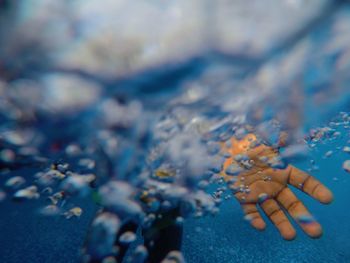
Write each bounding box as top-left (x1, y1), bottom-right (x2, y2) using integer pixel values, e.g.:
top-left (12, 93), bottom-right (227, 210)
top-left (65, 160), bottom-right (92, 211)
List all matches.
top-left (0, 1), bottom-right (350, 262)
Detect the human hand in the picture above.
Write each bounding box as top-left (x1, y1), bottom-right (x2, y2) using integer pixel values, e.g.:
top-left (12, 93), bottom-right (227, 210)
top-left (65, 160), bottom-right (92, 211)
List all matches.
top-left (221, 134), bottom-right (333, 240)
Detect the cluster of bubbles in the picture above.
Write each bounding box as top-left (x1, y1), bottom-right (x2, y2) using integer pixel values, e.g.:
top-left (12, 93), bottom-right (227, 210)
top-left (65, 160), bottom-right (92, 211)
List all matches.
top-left (305, 112), bottom-right (350, 180)
top-left (2, 87), bottom-right (350, 262)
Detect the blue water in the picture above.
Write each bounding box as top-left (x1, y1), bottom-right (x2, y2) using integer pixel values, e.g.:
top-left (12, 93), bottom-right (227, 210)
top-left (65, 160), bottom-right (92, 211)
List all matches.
top-left (1, 138), bottom-right (350, 263)
top-left (1, 2), bottom-right (350, 263)
top-left (183, 148), bottom-right (350, 263)
top-left (0, 81), bottom-right (349, 263)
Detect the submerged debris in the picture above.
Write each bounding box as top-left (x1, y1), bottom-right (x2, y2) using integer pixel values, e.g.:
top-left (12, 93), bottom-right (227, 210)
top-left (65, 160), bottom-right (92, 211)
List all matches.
top-left (343, 160), bottom-right (350, 173)
top-left (64, 207), bottom-right (83, 219)
top-left (14, 185), bottom-right (39, 200)
top-left (48, 191), bottom-right (65, 205)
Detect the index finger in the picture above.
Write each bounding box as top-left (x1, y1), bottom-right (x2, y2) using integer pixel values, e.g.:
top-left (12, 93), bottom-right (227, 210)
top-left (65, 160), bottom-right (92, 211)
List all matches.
top-left (288, 165), bottom-right (333, 204)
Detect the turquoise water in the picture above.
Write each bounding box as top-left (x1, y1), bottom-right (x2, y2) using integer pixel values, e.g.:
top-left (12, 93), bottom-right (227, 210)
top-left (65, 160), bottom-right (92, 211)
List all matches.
top-left (0, 117), bottom-right (349, 263)
top-left (1, 64), bottom-right (350, 263)
top-left (184, 141), bottom-right (350, 262)
top-left (1, 1), bottom-right (350, 263)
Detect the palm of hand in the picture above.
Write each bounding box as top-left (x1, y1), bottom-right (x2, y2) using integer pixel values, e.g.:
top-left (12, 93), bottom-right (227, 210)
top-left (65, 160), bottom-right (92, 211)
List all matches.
top-left (222, 135), bottom-right (333, 240)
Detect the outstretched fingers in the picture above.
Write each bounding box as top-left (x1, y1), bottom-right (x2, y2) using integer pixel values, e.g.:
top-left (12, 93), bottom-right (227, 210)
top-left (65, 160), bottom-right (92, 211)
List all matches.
top-left (260, 199), bottom-right (296, 240)
top-left (241, 203), bottom-right (266, 231)
top-left (276, 187), bottom-right (322, 238)
top-left (288, 166), bottom-right (333, 204)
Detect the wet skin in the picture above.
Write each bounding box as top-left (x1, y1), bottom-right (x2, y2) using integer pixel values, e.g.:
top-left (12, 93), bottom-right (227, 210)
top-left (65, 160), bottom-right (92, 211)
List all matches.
top-left (221, 134), bottom-right (333, 240)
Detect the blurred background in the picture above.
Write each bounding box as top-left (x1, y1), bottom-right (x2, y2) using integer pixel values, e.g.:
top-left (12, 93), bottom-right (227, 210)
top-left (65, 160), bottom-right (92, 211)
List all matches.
top-left (0, 1), bottom-right (350, 262)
